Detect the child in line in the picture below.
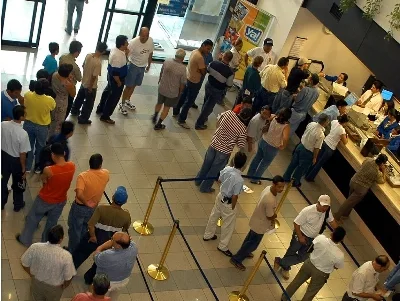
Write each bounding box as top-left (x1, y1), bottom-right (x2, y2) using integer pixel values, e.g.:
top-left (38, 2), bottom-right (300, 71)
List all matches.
top-left (233, 95), bottom-right (253, 115)
top-left (203, 152), bottom-right (247, 257)
top-left (42, 42), bottom-right (59, 75)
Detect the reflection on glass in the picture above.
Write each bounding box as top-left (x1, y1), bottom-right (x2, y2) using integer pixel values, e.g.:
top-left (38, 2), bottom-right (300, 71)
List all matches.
top-left (115, 0), bottom-right (146, 12)
top-left (3, 0), bottom-right (35, 42)
top-left (106, 13), bottom-right (139, 47)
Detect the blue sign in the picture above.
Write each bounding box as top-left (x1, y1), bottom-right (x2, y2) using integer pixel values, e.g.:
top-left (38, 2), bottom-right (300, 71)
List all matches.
top-left (157, 0), bottom-right (189, 17)
top-left (244, 25), bottom-right (263, 45)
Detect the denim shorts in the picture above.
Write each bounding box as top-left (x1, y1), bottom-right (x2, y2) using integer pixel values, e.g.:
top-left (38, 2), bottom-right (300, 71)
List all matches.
top-left (125, 63), bottom-right (145, 87)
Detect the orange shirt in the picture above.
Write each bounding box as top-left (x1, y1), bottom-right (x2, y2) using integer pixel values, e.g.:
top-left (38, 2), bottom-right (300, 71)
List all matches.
top-left (39, 162), bottom-right (76, 204)
top-left (75, 169), bottom-right (110, 208)
top-left (233, 104), bottom-right (242, 114)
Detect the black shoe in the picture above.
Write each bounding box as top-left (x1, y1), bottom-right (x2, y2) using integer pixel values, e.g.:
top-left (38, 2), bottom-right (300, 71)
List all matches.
top-left (218, 248), bottom-right (233, 257)
top-left (96, 110), bottom-right (102, 115)
top-left (191, 103), bottom-right (198, 109)
top-left (195, 125), bottom-right (208, 130)
top-left (64, 28), bottom-right (71, 35)
top-left (15, 234), bottom-right (24, 245)
top-left (203, 235), bottom-right (217, 241)
top-left (13, 201), bottom-right (26, 212)
top-left (154, 124), bottom-right (166, 131)
top-left (151, 113), bottom-right (158, 124)
top-left (70, 111), bottom-right (79, 116)
top-left (78, 119), bottom-right (92, 125)
top-left (74, 29), bottom-right (79, 34)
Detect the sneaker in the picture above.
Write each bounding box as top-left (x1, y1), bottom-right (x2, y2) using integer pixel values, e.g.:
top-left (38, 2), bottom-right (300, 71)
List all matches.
top-left (78, 119), bottom-right (92, 125)
top-left (195, 124), bottom-right (208, 130)
top-left (124, 101), bottom-right (136, 110)
top-left (13, 201), bottom-right (26, 212)
top-left (100, 117), bottom-right (115, 124)
top-left (217, 247), bottom-right (233, 257)
top-left (34, 167), bottom-right (41, 174)
top-left (64, 28), bottom-right (71, 35)
top-left (178, 121), bottom-right (190, 129)
top-left (74, 29), bottom-right (79, 34)
top-left (118, 103), bottom-right (128, 115)
top-left (151, 113), bottom-right (158, 124)
top-left (203, 235), bottom-right (217, 241)
top-left (280, 269), bottom-right (290, 280)
top-left (154, 124), bottom-right (166, 131)
top-left (70, 111), bottom-right (79, 116)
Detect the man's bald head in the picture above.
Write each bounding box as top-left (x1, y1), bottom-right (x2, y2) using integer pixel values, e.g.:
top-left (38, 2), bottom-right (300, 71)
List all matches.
top-left (112, 232), bottom-right (131, 249)
top-left (139, 27), bottom-right (150, 43)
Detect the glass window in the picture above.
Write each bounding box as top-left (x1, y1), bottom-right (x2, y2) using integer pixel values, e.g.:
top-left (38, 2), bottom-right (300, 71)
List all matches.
top-left (105, 13), bottom-right (140, 47)
top-left (3, 0), bottom-right (36, 42)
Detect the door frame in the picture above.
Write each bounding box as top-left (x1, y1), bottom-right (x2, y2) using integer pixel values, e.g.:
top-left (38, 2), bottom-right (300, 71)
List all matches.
top-left (1, 0), bottom-right (47, 48)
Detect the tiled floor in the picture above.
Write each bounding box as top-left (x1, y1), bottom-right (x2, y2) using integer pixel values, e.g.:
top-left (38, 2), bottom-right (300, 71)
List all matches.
top-left (0, 45), bottom-right (395, 301)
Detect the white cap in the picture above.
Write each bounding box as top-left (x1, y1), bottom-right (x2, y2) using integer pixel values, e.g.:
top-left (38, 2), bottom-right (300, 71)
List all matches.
top-left (318, 195), bottom-right (331, 206)
top-left (298, 57), bottom-right (311, 65)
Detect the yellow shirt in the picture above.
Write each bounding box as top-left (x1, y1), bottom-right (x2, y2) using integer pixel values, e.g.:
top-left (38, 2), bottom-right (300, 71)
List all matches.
top-left (24, 91), bottom-right (56, 125)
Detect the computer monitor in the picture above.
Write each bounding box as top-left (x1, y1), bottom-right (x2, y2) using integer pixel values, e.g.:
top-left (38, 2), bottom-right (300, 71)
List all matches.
top-left (345, 92), bottom-right (358, 106)
top-left (381, 89), bottom-right (393, 101)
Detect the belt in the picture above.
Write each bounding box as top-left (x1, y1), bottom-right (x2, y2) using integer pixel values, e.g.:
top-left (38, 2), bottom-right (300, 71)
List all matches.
top-left (221, 196), bottom-right (232, 204)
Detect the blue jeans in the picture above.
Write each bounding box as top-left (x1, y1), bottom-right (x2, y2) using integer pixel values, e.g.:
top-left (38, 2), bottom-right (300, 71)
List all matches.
top-left (19, 196), bottom-right (66, 247)
top-left (247, 139), bottom-right (279, 180)
top-left (385, 261), bottom-right (400, 290)
top-left (67, 202), bottom-right (95, 253)
top-left (232, 229), bottom-right (264, 264)
top-left (253, 88), bottom-right (276, 114)
top-left (289, 109), bottom-right (307, 136)
top-left (278, 231), bottom-right (312, 271)
top-left (23, 120), bottom-right (49, 171)
top-left (97, 74), bottom-right (125, 119)
top-left (195, 82), bottom-right (225, 127)
top-left (173, 80), bottom-right (202, 122)
top-left (305, 142), bottom-right (334, 181)
top-left (195, 146), bottom-right (229, 193)
top-left (283, 143), bottom-right (313, 186)
top-left (66, 0), bottom-right (85, 32)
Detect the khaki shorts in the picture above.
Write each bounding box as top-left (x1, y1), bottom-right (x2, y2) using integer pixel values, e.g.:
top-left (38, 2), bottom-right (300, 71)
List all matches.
top-left (157, 93), bottom-right (179, 107)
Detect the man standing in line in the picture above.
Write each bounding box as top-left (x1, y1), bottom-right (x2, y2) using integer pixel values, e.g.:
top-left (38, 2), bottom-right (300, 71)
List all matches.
top-left (71, 42), bottom-right (108, 124)
top-left (230, 175), bottom-right (285, 271)
top-left (343, 255), bottom-right (390, 301)
top-left (96, 35), bottom-right (128, 124)
top-left (195, 51), bottom-right (234, 130)
top-left (244, 38), bottom-right (276, 71)
top-left (195, 108), bottom-right (252, 193)
top-left (313, 99), bottom-right (348, 124)
top-left (71, 274), bottom-right (111, 301)
top-left (60, 40), bottom-right (83, 119)
top-left (152, 48), bottom-right (187, 130)
top-left (17, 143), bottom-right (76, 246)
top-left (92, 232), bottom-right (138, 300)
top-left (1, 106), bottom-right (31, 211)
top-left (286, 57), bottom-right (311, 94)
top-left (119, 27), bottom-right (154, 114)
top-left (335, 154), bottom-right (388, 221)
top-left (173, 39), bottom-right (214, 129)
top-left (282, 226), bottom-right (346, 301)
top-left (68, 154), bottom-right (110, 253)
top-left (283, 114), bottom-right (329, 187)
top-left (65, 0), bottom-right (88, 35)
top-left (1, 79), bottom-right (23, 121)
top-left (274, 195), bottom-right (337, 279)
top-left (21, 225), bottom-right (76, 301)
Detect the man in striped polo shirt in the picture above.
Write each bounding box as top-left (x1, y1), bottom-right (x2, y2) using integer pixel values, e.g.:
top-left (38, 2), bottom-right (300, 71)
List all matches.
top-left (195, 108), bottom-right (252, 193)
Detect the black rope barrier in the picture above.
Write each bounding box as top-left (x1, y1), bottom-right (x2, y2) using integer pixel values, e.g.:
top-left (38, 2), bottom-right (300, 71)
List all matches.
top-left (263, 255), bottom-right (291, 301)
top-left (103, 191), bottom-right (112, 205)
top-left (159, 182), bottom-right (176, 221)
top-left (136, 256), bottom-right (156, 301)
top-left (159, 175), bottom-right (274, 183)
top-left (295, 187), bottom-right (361, 267)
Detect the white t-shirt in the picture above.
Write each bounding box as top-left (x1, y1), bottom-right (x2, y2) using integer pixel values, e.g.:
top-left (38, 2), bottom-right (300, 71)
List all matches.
top-left (1, 120), bottom-right (31, 157)
top-left (294, 204), bottom-right (334, 238)
top-left (247, 47), bottom-right (276, 70)
top-left (247, 113), bottom-right (267, 143)
top-left (324, 120), bottom-right (345, 150)
top-left (249, 186), bottom-right (277, 234)
top-left (127, 36), bottom-right (154, 67)
top-left (347, 261), bottom-right (380, 301)
top-left (310, 234), bottom-right (344, 274)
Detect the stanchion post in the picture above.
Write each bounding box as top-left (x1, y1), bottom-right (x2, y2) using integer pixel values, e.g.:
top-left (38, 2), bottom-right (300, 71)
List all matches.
top-left (274, 179), bottom-right (293, 229)
top-left (217, 216), bottom-right (222, 227)
top-left (133, 176), bottom-right (162, 235)
top-left (229, 250), bottom-right (267, 301)
top-left (148, 220), bottom-right (179, 281)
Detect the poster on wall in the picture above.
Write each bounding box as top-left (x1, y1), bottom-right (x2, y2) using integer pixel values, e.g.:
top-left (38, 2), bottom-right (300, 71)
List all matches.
top-left (157, 0), bottom-right (189, 17)
top-left (222, 0), bottom-right (274, 81)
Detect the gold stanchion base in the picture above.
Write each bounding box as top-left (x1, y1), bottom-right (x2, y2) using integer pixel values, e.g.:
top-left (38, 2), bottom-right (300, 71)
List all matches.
top-left (217, 217), bottom-right (223, 227)
top-left (133, 220), bottom-right (154, 235)
top-left (229, 291), bottom-right (249, 301)
top-left (147, 264), bottom-right (169, 280)
top-left (274, 219), bottom-right (280, 229)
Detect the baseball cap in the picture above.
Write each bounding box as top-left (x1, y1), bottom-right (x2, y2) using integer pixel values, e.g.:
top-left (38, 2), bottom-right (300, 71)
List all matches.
top-left (114, 186), bottom-right (128, 205)
top-left (318, 195), bottom-right (331, 206)
top-left (298, 57), bottom-right (311, 65)
top-left (263, 38), bottom-right (273, 46)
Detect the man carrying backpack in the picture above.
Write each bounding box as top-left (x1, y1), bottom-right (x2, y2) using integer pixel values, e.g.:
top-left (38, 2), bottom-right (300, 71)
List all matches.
top-left (273, 195), bottom-right (338, 280)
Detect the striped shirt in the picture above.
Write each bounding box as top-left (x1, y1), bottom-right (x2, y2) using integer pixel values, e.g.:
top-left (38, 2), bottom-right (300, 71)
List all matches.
top-left (207, 60), bottom-right (234, 90)
top-left (211, 110), bottom-right (247, 154)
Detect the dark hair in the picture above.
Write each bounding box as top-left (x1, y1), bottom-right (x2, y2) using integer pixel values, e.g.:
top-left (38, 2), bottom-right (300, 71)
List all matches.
top-left (272, 175), bottom-right (285, 184)
top-left (116, 35), bottom-right (128, 48)
top-left (394, 126), bottom-right (400, 134)
top-left (310, 73), bottom-right (320, 85)
top-left (242, 96), bottom-right (253, 105)
top-left (201, 39), bottom-right (214, 47)
top-left (12, 105), bottom-right (25, 120)
top-left (58, 64), bottom-right (73, 78)
top-left (48, 224), bottom-right (64, 244)
top-left (224, 51), bottom-right (233, 62)
top-left (69, 40), bottom-right (83, 54)
top-left (36, 69), bottom-right (50, 80)
top-left (372, 80), bottom-right (383, 91)
top-left (276, 108), bottom-right (292, 124)
top-left (337, 114), bottom-right (349, 124)
top-left (7, 79), bottom-right (22, 92)
top-left (89, 153), bottom-right (103, 169)
top-left (49, 42), bottom-right (59, 54)
top-left (60, 121), bottom-right (75, 136)
top-left (331, 226), bottom-right (346, 243)
top-left (387, 108), bottom-right (396, 117)
top-left (34, 79), bottom-right (50, 95)
top-left (340, 73), bottom-right (348, 82)
top-left (336, 99), bottom-right (348, 108)
top-left (317, 113), bottom-right (329, 125)
top-left (93, 274), bottom-right (110, 295)
top-left (51, 142), bottom-right (65, 156)
top-left (96, 42), bottom-right (108, 53)
top-left (393, 293), bottom-right (400, 301)
top-left (233, 152), bottom-right (247, 169)
top-left (374, 255), bottom-right (389, 267)
top-left (277, 57), bottom-right (289, 67)
top-left (261, 105), bottom-right (272, 112)
top-left (375, 153), bottom-right (388, 165)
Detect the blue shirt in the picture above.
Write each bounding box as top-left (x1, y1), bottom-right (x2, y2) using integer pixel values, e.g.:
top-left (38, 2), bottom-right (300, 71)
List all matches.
top-left (95, 241), bottom-right (138, 281)
top-left (42, 55), bottom-right (58, 75)
top-left (313, 105), bottom-right (340, 122)
top-left (1, 91), bottom-right (18, 121)
top-left (324, 75), bottom-right (347, 87)
top-left (292, 86), bottom-right (319, 113)
top-left (219, 166), bottom-right (244, 198)
top-left (377, 116), bottom-right (399, 139)
top-left (387, 135), bottom-right (400, 152)
top-left (48, 134), bottom-right (70, 161)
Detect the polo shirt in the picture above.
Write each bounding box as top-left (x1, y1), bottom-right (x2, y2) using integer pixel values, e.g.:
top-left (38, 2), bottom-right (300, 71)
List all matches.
top-left (207, 60), bottom-right (234, 90)
top-left (59, 53), bottom-right (82, 84)
top-left (301, 122), bottom-right (325, 152)
top-left (108, 48), bottom-right (128, 79)
top-left (1, 91), bottom-right (18, 121)
top-left (260, 64), bottom-right (286, 93)
top-left (242, 66), bottom-right (261, 94)
top-left (313, 105), bottom-right (340, 122)
top-left (310, 234), bottom-right (344, 274)
top-left (351, 158), bottom-right (385, 188)
top-left (294, 204), bottom-right (334, 238)
top-left (24, 91), bottom-right (56, 125)
top-left (292, 86), bottom-right (319, 113)
top-left (81, 53), bottom-right (102, 89)
top-left (249, 186), bottom-right (277, 234)
top-left (347, 261), bottom-right (380, 301)
top-left (219, 166), bottom-right (243, 198)
top-left (1, 121), bottom-right (31, 157)
top-left (246, 47), bottom-right (276, 70)
top-left (158, 59), bottom-right (187, 98)
top-left (75, 169), bottom-right (110, 208)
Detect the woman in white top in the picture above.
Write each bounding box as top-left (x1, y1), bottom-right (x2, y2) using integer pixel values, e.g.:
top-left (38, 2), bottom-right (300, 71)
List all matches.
top-left (305, 114), bottom-right (349, 181)
top-left (356, 80), bottom-right (384, 113)
top-left (247, 108), bottom-right (291, 184)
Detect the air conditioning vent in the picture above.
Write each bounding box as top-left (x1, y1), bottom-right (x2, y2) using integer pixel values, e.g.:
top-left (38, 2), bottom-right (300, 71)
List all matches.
top-left (330, 3), bottom-right (343, 21)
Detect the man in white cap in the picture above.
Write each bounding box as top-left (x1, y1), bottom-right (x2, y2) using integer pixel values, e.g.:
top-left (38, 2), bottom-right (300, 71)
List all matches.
top-left (286, 57), bottom-right (311, 94)
top-left (274, 194), bottom-right (338, 279)
top-left (244, 38), bottom-right (276, 71)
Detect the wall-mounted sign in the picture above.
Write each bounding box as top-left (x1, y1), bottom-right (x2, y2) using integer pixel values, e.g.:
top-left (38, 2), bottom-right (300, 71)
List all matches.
top-left (157, 0), bottom-right (189, 17)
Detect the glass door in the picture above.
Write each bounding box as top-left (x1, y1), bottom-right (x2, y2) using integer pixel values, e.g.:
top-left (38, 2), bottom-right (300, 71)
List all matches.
top-left (1, 0), bottom-right (47, 47)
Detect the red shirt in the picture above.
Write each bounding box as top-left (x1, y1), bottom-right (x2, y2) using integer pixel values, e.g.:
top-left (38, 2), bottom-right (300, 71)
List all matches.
top-left (233, 104), bottom-right (242, 114)
top-left (39, 162), bottom-right (75, 204)
top-left (71, 293), bottom-right (110, 301)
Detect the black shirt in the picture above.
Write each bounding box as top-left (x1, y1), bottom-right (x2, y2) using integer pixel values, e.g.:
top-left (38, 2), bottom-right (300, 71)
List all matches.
top-left (286, 67), bottom-right (309, 94)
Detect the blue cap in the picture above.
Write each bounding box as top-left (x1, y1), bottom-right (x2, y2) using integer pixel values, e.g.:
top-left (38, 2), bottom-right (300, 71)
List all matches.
top-left (114, 186), bottom-right (128, 205)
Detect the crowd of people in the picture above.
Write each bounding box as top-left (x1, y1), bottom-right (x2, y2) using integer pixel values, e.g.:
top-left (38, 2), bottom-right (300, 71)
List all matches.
top-left (1, 26), bottom-right (400, 301)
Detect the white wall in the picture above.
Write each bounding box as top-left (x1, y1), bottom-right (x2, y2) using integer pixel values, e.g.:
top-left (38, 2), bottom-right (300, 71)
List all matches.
top-left (280, 8), bottom-right (373, 94)
top-left (256, 0), bottom-right (303, 56)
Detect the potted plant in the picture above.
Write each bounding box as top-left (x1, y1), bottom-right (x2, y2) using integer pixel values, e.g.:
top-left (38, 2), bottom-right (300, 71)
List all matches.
top-left (339, 0), bottom-right (357, 13)
top-left (385, 3), bottom-right (400, 40)
top-left (362, 0), bottom-right (383, 20)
